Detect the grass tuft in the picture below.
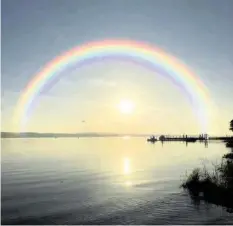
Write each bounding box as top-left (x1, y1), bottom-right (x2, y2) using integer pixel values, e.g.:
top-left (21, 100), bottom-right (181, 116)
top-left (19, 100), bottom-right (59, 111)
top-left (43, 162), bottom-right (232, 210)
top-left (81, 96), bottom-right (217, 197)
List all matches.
top-left (181, 155), bottom-right (233, 212)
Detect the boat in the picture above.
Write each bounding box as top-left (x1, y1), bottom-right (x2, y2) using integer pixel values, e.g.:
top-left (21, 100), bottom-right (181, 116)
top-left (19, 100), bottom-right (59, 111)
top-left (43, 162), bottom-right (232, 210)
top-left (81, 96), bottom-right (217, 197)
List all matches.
top-left (147, 136), bottom-right (158, 142)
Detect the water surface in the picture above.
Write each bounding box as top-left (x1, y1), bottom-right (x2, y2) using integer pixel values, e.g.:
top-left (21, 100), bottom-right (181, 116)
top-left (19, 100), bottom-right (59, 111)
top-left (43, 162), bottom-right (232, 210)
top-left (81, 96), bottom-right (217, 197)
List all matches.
top-left (1, 137), bottom-right (233, 224)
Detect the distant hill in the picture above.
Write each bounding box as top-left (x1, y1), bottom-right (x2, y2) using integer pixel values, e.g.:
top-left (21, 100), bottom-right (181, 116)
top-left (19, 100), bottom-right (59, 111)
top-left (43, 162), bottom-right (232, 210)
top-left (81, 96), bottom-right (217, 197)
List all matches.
top-left (1, 132), bottom-right (149, 138)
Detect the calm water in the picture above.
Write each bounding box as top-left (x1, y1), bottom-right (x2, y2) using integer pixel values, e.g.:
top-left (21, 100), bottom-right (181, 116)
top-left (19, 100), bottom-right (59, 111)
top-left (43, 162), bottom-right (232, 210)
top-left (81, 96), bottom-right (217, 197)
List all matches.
top-left (1, 137), bottom-right (233, 224)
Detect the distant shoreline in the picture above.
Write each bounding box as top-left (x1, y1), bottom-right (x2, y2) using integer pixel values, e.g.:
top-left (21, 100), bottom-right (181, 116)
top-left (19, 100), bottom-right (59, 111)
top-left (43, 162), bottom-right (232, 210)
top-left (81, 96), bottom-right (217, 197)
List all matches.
top-left (1, 132), bottom-right (232, 139)
top-left (1, 132), bottom-right (149, 138)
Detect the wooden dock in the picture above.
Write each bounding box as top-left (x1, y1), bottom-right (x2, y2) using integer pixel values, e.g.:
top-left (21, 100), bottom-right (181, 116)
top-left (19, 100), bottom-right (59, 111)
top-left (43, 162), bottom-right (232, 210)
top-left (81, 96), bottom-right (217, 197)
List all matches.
top-left (147, 135), bottom-right (232, 143)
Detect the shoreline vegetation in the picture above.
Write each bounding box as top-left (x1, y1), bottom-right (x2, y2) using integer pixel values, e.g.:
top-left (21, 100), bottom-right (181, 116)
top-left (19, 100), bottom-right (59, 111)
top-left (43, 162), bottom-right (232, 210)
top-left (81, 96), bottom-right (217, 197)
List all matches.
top-left (181, 120), bottom-right (233, 213)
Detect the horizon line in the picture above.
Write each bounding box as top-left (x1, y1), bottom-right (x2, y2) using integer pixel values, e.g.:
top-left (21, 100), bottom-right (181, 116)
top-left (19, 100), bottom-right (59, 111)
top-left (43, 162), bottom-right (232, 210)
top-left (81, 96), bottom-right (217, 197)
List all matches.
top-left (1, 131), bottom-right (232, 136)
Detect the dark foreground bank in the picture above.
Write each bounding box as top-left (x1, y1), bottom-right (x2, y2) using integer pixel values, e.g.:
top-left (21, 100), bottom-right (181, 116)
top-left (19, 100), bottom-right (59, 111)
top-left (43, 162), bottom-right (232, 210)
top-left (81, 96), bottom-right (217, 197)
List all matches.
top-left (181, 121), bottom-right (233, 213)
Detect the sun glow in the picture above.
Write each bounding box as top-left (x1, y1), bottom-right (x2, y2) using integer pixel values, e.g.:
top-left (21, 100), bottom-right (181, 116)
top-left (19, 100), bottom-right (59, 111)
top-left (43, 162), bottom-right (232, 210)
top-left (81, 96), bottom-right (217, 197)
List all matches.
top-left (118, 100), bottom-right (134, 114)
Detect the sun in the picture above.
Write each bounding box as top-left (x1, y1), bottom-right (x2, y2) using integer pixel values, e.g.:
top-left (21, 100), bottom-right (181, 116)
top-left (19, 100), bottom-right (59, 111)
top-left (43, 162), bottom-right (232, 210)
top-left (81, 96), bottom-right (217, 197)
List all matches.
top-left (118, 99), bottom-right (134, 114)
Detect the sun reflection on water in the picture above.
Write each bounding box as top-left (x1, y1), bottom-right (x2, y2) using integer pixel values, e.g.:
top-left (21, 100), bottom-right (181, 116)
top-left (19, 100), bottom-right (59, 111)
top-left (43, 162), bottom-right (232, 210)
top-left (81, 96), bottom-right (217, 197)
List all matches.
top-left (123, 157), bottom-right (131, 175)
top-left (125, 181), bottom-right (132, 187)
top-left (123, 157), bottom-right (132, 187)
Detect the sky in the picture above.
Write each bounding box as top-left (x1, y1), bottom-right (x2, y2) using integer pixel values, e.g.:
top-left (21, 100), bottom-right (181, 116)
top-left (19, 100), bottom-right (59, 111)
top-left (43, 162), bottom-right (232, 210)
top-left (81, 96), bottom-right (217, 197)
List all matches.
top-left (1, 0), bottom-right (233, 135)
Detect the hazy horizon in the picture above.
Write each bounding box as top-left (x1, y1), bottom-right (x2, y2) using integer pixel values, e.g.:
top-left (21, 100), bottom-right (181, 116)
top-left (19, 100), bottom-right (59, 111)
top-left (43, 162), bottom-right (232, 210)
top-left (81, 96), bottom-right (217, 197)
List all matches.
top-left (1, 131), bottom-right (232, 137)
top-left (2, 0), bottom-right (233, 134)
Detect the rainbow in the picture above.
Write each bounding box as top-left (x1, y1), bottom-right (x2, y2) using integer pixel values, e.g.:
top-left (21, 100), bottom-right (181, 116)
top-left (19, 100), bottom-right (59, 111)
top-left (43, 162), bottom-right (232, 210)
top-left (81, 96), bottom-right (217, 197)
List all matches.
top-left (14, 39), bottom-right (210, 132)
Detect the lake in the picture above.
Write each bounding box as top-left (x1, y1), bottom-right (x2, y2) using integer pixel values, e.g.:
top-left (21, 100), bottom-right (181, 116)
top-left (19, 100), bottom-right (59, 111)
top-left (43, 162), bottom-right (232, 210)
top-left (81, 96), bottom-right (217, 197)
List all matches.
top-left (1, 137), bottom-right (233, 224)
